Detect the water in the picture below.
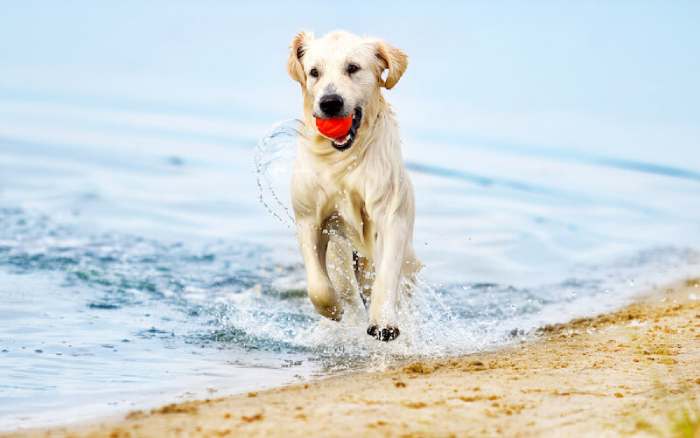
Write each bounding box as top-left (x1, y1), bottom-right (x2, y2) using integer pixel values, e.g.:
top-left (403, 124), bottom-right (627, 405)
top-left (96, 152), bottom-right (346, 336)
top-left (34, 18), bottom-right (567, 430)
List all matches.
top-left (1, 1), bottom-right (699, 430)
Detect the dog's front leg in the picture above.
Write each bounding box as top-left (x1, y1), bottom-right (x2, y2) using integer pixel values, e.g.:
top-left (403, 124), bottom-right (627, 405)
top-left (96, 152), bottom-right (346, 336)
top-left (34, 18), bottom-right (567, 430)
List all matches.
top-left (367, 216), bottom-right (410, 341)
top-left (296, 219), bottom-right (343, 321)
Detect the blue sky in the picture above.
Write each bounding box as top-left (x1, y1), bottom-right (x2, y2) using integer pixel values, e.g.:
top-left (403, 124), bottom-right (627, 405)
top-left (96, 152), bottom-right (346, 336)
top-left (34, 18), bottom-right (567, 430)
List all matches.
top-left (1, 1), bottom-right (698, 165)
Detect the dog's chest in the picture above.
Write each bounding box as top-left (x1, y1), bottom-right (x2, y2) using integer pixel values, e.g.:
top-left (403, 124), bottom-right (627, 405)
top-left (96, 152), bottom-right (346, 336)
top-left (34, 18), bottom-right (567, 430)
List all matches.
top-left (326, 178), bottom-right (373, 255)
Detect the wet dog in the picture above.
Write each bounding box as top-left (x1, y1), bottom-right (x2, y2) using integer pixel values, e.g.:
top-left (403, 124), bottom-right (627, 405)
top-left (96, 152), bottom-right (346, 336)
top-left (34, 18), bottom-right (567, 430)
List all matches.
top-left (287, 30), bottom-right (420, 341)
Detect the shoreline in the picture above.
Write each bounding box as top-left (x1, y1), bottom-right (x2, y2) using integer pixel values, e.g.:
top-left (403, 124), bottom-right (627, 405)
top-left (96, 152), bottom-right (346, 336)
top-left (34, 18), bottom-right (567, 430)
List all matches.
top-left (7, 278), bottom-right (700, 437)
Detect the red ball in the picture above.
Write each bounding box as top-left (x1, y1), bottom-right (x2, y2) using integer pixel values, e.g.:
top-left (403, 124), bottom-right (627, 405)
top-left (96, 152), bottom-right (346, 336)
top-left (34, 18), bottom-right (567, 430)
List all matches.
top-left (315, 116), bottom-right (353, 140)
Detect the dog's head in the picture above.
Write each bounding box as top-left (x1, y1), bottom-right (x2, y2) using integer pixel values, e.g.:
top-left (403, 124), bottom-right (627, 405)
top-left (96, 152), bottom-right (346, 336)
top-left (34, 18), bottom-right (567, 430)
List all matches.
top-left (287, 30), bottom-right (408, 151)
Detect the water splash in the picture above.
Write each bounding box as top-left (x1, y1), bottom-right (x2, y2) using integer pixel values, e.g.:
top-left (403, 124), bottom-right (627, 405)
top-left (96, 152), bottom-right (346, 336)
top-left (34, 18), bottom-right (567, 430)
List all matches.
top-left (254, 119), bottom-right (302, 228)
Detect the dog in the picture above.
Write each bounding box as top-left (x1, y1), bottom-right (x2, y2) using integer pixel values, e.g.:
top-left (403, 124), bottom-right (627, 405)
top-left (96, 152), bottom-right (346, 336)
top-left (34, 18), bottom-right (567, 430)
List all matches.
top-left (287, 30), bottom-right (420, 341)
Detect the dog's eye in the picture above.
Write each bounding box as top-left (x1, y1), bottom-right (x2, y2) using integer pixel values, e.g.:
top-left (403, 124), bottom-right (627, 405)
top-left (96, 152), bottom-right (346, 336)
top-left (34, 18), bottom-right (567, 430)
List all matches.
top-left (346, 63), bottom-right (360, 75)
top-left (309, 68), bottom-right (319, 78)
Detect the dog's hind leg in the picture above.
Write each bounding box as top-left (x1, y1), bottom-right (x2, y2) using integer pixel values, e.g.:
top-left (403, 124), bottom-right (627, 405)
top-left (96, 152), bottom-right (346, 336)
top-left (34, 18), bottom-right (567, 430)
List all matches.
top-left (353, 252), bottom-right (373, 309)
top-left (324, 217), bottom-right (364, 315)
top-left (326, 238), bottom-right (363, 315)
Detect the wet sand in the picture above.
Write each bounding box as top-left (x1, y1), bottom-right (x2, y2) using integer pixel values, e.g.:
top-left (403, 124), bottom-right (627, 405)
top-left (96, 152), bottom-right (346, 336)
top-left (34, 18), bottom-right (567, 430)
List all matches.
top-left (7, 279), bottom-right (700, 437)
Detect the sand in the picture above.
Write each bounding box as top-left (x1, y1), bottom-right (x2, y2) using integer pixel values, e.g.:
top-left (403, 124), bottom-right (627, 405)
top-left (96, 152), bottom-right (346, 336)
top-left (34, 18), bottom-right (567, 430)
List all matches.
top-left (6, 279), bottom-right (700, 437)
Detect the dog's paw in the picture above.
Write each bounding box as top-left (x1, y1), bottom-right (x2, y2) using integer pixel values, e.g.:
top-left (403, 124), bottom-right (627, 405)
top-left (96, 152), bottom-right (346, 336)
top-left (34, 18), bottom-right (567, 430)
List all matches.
top-left (366, 325), bottom-right (400, 342)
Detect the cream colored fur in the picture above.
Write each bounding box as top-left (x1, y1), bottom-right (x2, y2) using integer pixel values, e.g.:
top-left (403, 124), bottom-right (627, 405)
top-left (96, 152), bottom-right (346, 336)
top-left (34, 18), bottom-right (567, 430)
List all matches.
top-left (287, 30), bottom-right (420, 340)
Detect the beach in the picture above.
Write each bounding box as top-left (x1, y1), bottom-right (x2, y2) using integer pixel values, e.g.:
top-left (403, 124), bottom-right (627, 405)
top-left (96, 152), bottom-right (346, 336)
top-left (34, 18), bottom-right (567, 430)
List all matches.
top-left (9, 278), bottom-right (699, 438)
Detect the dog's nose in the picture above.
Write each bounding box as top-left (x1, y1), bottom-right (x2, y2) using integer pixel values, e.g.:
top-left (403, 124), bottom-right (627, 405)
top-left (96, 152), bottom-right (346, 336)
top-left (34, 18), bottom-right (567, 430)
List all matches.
top-left (319, 94), bottom-right (344, 117)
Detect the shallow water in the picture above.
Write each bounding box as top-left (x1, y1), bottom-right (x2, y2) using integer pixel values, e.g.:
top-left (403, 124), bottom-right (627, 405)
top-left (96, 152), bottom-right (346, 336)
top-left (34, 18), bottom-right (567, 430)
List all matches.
top-left (1, 1), bottom-right (700, 430)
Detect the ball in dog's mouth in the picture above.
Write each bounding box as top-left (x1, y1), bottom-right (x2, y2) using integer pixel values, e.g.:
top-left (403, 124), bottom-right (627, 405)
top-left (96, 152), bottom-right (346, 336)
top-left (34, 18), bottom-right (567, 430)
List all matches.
top-left (315, 107), bottom-right (363, 152)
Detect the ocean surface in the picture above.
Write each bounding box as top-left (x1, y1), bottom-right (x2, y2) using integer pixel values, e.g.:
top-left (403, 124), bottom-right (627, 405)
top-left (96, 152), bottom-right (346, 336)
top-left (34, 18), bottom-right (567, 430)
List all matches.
top-left (1, 1), bottom-right (699, 430)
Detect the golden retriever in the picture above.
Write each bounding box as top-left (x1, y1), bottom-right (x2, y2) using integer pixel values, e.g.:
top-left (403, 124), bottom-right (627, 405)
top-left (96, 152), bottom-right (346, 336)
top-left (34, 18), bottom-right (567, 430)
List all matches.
top-left (287, 30), bottom-right (420, 341)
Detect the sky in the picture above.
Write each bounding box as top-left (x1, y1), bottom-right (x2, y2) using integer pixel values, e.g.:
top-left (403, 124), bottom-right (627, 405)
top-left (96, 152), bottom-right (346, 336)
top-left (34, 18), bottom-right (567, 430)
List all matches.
top-left (1, 1), bottom-right (698, 167)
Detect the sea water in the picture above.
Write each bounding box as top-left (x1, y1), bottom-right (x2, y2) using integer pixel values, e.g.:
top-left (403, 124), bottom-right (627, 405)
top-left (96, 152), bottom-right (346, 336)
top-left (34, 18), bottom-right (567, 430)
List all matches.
top-left (1, 1), bottom-right (699, 430)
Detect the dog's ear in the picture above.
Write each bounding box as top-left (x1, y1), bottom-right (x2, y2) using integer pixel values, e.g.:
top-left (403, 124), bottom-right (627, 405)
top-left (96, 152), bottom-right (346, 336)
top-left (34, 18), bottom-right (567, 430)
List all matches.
top-left (375, 40), bottom-right (408, 90)
top-left (287, 31), bottom-right (312, 85)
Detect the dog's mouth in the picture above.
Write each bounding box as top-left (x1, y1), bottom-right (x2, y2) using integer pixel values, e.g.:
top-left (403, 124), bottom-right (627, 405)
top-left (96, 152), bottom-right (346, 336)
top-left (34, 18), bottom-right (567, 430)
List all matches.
top-left (330, 107), bottom-right (362, 152)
